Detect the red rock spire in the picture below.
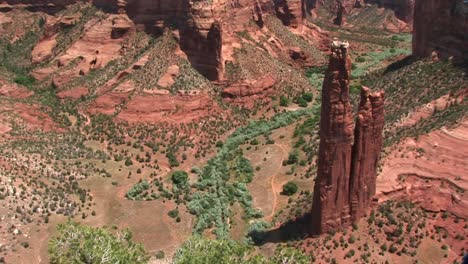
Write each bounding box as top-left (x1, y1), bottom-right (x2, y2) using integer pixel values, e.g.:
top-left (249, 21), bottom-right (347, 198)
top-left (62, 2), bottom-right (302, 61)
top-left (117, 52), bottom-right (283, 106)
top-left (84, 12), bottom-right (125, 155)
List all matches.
top-left (311, 41), bottom-right (385, 235)
top-left (349, 87), bottom-right (385, 222)
top-left (311, 39), bottom-right (354, 235)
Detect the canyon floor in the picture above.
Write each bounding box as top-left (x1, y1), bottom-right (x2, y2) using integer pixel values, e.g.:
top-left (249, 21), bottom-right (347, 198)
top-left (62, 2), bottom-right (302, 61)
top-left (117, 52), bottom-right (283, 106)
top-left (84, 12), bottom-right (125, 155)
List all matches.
top-left (0, 2), bottom-right (467, 264)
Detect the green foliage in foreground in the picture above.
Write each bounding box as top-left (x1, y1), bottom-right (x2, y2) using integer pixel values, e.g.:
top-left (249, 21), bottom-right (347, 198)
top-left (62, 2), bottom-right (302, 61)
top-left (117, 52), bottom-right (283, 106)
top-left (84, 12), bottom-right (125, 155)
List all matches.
top-left (188, 106), bottom-right (318, 238)
top-left (48, 221), bottom-right (149, 264)
top-left (174, 236), bottom-right (311, 264)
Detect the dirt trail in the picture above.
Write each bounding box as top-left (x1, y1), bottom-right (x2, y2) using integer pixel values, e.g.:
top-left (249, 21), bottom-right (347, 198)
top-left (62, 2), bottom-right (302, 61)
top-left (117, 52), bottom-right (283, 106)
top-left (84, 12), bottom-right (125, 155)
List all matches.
top-left (266, 143), bottom-right (289, 221)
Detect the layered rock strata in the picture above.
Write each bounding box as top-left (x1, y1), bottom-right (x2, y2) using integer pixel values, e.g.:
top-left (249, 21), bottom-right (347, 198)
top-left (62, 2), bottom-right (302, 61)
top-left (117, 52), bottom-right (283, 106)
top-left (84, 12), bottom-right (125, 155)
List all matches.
top-left (311, 40), bottom-right (385, 235)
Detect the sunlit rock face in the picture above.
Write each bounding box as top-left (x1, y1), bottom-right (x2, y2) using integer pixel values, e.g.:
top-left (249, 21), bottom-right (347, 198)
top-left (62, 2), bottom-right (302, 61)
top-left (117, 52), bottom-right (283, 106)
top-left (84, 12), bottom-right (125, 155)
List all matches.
top-left (311, 40), bottom-right (354, 235)
top-left (350, 87), bottom-right (385, 222)
top-left (311, 40), bottom-right (385, 235)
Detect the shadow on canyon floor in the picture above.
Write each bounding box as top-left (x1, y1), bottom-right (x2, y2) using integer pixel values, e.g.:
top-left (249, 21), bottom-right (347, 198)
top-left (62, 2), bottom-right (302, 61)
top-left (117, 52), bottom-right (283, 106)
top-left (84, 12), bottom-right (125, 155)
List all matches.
top-left (251, 213), bottom-right (313, 246)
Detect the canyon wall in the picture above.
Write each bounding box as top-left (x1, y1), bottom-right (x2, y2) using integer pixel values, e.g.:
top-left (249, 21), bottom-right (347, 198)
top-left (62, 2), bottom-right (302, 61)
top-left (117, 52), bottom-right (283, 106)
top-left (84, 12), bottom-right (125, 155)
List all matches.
top-left (365, 0), bottom-right (415, 24)
top-left (92, 0), bottom-right (223, 80)
top-left (0, 0), bottom-right (79, 13)
top-left (334, 0), bottom-right (362, 25)
top-left (274, 0), bottom-right (303, 28)
top-left (92, 0), bottom-right (190, 33)
top-left (311, 41), bottom-right (385, 235)
top-left (2, 0), bottom-right (307, 81)
top-left (412, 0), bottom-right (467, 61)
top-left (307, 0), bottom-right (414, 27)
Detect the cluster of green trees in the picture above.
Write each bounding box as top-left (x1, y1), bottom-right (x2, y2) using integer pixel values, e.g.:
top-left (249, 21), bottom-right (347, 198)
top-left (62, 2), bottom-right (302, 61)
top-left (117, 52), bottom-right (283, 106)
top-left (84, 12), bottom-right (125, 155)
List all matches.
top-left (174, 236), bottom-right (311, 264)
top-left (188, 106), bottom-right (316, 238)
top-left (48, 221), bottom-right (149, 264)
top-left (125, 180), bottom-right (150, 200)
top-left (48, 223), bottom-right (311, 264)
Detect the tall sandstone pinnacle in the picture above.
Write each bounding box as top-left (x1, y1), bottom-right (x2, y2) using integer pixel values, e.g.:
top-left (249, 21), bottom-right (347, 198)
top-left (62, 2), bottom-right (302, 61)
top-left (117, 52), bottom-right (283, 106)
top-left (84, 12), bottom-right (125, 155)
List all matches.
top-left (311, 40), bottom-right (354, 235)
top-left (311, 40), bottom-right (385, 235)
top-left (349, 87), bottom-right (385, 222)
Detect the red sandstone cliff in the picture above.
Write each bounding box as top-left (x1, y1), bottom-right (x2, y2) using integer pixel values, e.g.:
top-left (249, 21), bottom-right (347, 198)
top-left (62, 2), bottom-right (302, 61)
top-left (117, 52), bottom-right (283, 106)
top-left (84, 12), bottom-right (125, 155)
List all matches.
top-left (311, 41), bottom-right (385, 235)
top-left (179, 1), bottom-right (223, 81)
top-left (334, 0), bottom-right (361, 26)
top-left (0, 0), bottom-right (79, 14)
top-left (274, 0), bottom-right (303, 28)
top-left (365, 0), bottom-right (415, 24)
top-left (308, 0), bottom-right (414, 29)
top-left (311, 39), bottom-right (354, 235)
top-left (92, 0), bottom-right (223, 80)
top-left (349, 87), bottom-right (385, 222)
top-left (412, 0), bottom-right (467, 61)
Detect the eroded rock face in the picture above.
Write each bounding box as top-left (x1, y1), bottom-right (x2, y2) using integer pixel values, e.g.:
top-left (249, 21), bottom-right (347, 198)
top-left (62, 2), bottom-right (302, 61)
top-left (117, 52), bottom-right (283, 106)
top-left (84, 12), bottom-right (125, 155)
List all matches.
top-left (274, 0), bottom-right (303, 28)
top-left (412, 0), bottom-right (467, 61)
top-left (179, 2), bottom-right (223, 81)
top-left (311, 40), bottom-right (354, 235)
top-left (349, 87), bottom-right (385, 222)
top-left (0, 0), bottom-right (78, 14)
top-left (365, 0), bottom-right (415, 24)
top-left (311, 41), bottom-right (385, 235)
top-left (310, 0), bottom-right (414, 28)
top-left (93, 0), bottom-right (223, 80)
top-left (221, 75), bottom-right (276, 107)
top-left (92, 0), bottom-right (190, 34)
top-left (333, 0), bottom-right (358, 26)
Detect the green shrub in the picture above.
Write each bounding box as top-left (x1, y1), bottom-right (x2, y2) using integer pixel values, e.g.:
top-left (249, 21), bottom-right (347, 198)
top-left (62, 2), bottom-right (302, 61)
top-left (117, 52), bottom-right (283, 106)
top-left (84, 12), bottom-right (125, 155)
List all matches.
top-left (350, 85), bottom-right (361, 95)
top-left (281, 182), bottom-right (298, 196)
top-left (356, 56), bottom-right (366, 63)
top-left (168, 209), bottom-right (179, 218)
top-left (345, 249), bottom-right (355, 258)
top-left (250, 138), bottom-right (259, 145)
top-left (286, 150), bottom-right (299, 165)
top-left (14, 74), bottom-right (35, 87)
top-left (172, 171), bottom-right (189, 188)
top-left (279, 96), bottom-right (289, 107)
top-left (155, 250), bottom-right (165, 259)
top-left (297, 97), bottom-right (308, 107)
top-left (302, 92), bottom-right (313, 102)
top-left (167, 151), bottom-right (179, 167)
top-left (126, 180), bottom-right (150, 200)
